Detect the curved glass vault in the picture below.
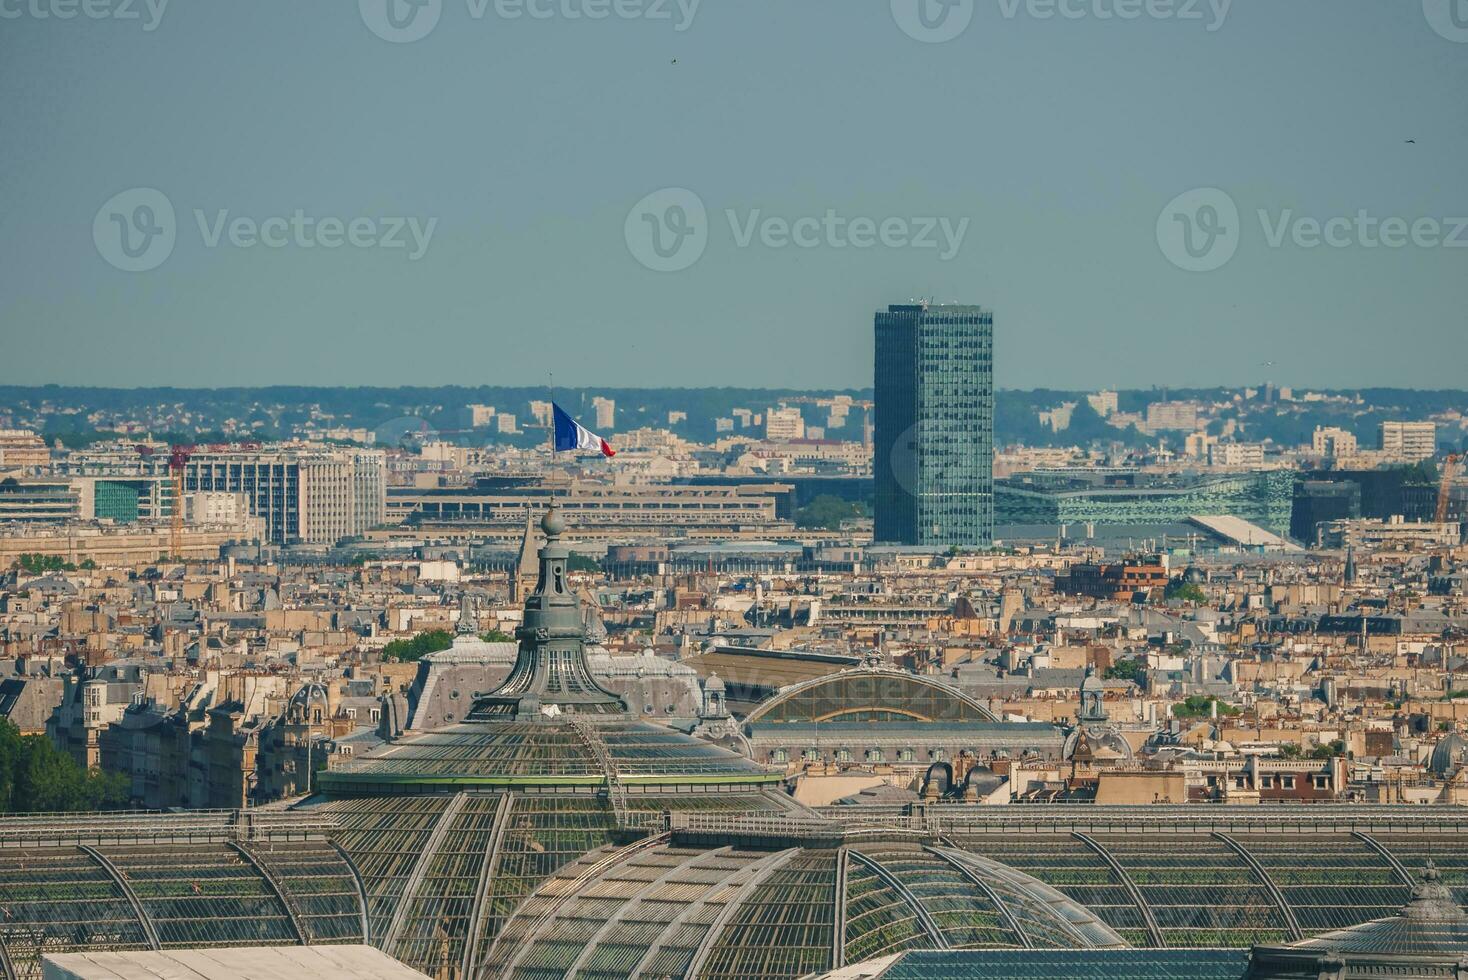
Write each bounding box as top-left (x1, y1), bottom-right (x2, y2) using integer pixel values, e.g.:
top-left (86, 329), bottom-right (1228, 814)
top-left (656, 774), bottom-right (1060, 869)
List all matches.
top-left (3, 804), bottom-right (1468, 980)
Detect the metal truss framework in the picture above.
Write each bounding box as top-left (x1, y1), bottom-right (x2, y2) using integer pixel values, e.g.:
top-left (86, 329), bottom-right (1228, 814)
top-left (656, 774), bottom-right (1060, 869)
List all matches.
top-left (0, 831), bottom-right (366, 980)
top-left (77, 844), bottom-right (163, 951)
top-left (927, 846), bottom-right (1036, 949)
top-left (1212, 833), bottom-right (1304, 942)
top-left (1072, 833), bottom-right (1166, 948)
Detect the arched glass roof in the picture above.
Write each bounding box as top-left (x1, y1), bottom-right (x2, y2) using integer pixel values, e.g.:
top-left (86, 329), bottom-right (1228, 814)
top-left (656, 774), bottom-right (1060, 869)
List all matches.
top-left (0, 830), bottom-right (364, 980)
top-left (744, 669), bottom-right (999, 726)
top-left (311, 789), bottom-right (802, 979)
top-left (7, 804), bottom-right (1468, 980)
top-left (480, 836), bottom-right (1123, 980)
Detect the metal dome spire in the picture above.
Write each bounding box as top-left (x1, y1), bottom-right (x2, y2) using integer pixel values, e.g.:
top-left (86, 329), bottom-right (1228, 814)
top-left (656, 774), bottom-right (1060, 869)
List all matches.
top-left (467, 505), bottom-right (625, 722)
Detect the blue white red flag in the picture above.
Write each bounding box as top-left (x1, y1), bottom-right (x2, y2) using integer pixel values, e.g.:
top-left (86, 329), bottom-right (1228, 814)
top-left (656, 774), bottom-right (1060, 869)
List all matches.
top-left (553, 403), bottom-right (616, 457)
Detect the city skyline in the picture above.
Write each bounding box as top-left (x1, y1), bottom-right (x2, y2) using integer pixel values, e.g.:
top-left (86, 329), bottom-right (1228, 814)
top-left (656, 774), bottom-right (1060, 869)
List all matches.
top-left (6, 5), bottom-right (1468, 980)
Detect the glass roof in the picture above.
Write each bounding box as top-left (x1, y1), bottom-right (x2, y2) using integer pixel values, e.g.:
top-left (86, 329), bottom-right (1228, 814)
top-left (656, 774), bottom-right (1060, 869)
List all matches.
top-left (321, 721), bottom-right (776, 791)
top-left (876, 948), bottom-right (1251, 979)
top-left (481, 837), bottom-right (1124, 980)
top-left (1079, 835), bottom-right (1287, 948)
top-left (962, 835), bottom-right (1153, 947)
top-left (1225, 834), bottom-right (1406, 934)
top-left (0, 838), bottom-right (364, 980)
top-left (745, 670), bottom-right (999, 726)
top-left (7, 804), bottom-right (1468, 980)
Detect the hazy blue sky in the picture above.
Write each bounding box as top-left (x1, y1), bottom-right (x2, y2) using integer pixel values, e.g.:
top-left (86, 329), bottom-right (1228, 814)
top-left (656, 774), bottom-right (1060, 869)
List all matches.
top-left (1, 0), bottom-right (1465, 390)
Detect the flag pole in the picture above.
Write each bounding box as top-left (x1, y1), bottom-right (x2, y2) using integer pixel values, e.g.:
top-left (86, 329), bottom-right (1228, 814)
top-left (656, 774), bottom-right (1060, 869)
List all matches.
top-left (548, 372), bottom-right (555, 457)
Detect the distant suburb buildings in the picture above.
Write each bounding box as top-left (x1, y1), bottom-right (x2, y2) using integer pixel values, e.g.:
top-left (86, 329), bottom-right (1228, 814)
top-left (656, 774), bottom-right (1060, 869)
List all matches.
top-left (874, 303), bottom-right (995, 548)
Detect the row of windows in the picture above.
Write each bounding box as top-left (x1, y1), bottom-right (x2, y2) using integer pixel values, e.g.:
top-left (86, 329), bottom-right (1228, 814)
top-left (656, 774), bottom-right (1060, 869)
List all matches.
top-left (769, 747), bottom-right (950, 764)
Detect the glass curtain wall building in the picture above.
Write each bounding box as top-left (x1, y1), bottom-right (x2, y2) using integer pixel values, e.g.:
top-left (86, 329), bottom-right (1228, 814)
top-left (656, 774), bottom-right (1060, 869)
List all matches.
top-left (874, 304), bottom-right (995, 547)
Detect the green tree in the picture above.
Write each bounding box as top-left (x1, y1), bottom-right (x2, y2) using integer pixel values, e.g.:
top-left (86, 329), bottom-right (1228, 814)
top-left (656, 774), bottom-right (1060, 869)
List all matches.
top-left (1105, 659), bottom-right (1146, 683)
top-left (1165, 579), bottom-right (1207, 603)
top-left (566, 553), bottom-right (601, 574)
top-left (0, 719), bottom-right (129, 814)
top-left (16, 554), bottom-right (74, 575)
top-left (380, 629), bottom-right (456, 663)
top-left (479, 629), bottom-right (516, 643)
top-left (795, 495), bottom-right (867, 530)
top-left (1172, 696), bottom-right (1240, 719)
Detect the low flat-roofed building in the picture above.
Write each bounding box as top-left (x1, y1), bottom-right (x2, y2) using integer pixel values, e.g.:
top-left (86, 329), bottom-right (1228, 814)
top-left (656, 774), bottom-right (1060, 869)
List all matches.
top-left (382, 479), bottom-right (794, 545)
top-left (42, 945), bottom-right (430, 980)
top-left (1320, 516), bottom-right (1461, 550)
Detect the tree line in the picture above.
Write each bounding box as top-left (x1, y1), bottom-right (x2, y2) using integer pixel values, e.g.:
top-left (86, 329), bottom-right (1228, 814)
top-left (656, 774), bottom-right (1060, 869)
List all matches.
top-left (0, 719), bottom-right (130, 814)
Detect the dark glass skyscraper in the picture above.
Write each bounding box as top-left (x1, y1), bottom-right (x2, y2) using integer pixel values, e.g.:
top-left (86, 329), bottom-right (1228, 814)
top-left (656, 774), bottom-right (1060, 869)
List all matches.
top-left (874, 303), bottom-right (994, 547)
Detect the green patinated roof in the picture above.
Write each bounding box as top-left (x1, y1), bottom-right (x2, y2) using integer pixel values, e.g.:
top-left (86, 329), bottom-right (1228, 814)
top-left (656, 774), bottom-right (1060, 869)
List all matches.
top-left (873, 948), bottom-right (1250, 979)
top-left (321, 719), bottom-right (779, 791)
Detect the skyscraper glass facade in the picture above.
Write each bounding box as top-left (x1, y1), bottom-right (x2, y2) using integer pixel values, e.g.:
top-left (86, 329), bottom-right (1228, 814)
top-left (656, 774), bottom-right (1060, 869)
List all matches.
top-left (874, 304), bottom-right (995, 547)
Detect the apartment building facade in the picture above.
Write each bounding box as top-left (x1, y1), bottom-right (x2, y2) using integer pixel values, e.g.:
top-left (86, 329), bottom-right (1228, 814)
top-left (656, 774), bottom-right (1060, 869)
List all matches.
top-left (184, 447), bottom-right (386, 545)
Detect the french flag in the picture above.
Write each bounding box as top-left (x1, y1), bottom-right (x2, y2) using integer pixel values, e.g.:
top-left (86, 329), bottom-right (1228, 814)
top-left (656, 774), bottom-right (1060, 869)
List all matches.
top-left (553, 403), bottom-right (616, 458)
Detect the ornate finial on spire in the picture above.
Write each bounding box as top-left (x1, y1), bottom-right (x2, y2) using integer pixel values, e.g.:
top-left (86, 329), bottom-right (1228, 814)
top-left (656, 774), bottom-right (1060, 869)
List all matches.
top-left (1402, 858), bottom-right (1465, 922)
top-left (467, 504), bottom-right (624, 722)
top-left (1079, 664), bottom-right (1107, 724)
top-left (456, 591), bottom-right (479, 636)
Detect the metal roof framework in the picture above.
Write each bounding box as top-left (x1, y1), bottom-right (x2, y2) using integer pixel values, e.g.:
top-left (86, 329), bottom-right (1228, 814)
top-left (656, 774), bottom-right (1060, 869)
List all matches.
top-left (0, 834), bottom-right (365, 980)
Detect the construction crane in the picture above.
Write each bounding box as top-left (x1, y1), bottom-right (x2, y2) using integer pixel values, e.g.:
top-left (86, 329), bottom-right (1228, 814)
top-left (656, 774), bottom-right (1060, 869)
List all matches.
top-left (1435, 453), bottom-right (1464, 525)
